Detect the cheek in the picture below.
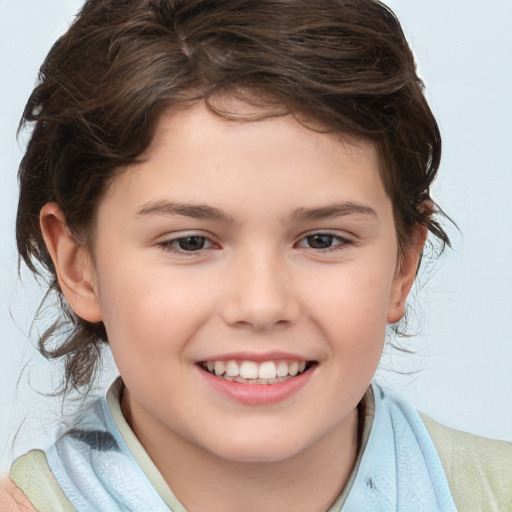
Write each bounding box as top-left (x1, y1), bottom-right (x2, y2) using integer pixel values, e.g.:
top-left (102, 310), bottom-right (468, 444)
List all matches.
top-left (95, 262), bottom-right (211, 360)
top-left (303, 263), bottom-right (393, 356)
top-left (307, 263), bottom-right (394, 322)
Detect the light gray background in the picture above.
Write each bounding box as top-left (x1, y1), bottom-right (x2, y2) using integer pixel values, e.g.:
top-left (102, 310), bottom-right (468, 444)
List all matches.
top-left (1, 0), bottom-right (511, 469)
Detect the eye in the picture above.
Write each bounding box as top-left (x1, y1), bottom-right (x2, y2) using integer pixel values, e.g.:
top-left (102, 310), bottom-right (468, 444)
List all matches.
top-left (175, 236), bottom-right (207, 251)
top-left (158, 235), bottom-right (215, 253)
top-left (296, 232), bottom-right (352, 251)
top-left (306, 234), bottom-right (336, 249)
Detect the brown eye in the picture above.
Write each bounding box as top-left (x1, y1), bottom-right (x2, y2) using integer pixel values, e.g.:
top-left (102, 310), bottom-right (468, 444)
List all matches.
top-left (177, 236), bottom-right (207, 251)
top-left (158, 233), bottom-right (217, 255)
top-left (296, 233), bottom-right (352, 252)
top-left (306, 234), bottom-right (335, 249)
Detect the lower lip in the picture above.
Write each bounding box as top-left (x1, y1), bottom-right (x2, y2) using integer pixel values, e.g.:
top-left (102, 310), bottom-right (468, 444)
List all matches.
top-left (197, 366), bottom-right (315, 405)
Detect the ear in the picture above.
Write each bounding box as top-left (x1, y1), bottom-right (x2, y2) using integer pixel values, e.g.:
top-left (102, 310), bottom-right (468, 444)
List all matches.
top-left (386, 224), bottom-right (427, 324)
top-left (40, 202), bottom-right (103, 323)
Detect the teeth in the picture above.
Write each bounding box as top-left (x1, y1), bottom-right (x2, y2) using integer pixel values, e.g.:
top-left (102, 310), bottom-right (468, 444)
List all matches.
top-left (258, 361), bottom-right (277, 380)
top-left (276, 361), bottom-right (289, 377)
top-left (288, 361), bottom-right (299, 376)
top-left (203, 359), bottom-right (310, 382)
top-left (225, 360), bottom-right (239, 377)
top-left (240, 361), bottom-right (258, 379)
top-left (214, 361), bottom-right (225, 376)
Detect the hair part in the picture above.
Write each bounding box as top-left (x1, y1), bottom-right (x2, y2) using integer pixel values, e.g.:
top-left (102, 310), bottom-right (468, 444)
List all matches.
top-left (17, 0), bottom-right (449, 395)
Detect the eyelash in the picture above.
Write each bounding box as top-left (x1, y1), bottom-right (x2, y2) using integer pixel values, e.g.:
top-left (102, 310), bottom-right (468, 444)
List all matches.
top-left (158, 235), bottom-right (215, 254)
top-left (157, 232), bottom-right (352, 255)
top-left (295, 233), bottom-right (353, 252)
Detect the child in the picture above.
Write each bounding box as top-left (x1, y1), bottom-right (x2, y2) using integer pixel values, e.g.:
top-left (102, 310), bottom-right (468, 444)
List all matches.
top-left (2, 0), bottom-right (512, 510)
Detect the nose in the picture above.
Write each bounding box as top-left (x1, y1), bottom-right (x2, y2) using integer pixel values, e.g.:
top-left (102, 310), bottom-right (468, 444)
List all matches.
top-left (220, 250), bottom-right (301, 330)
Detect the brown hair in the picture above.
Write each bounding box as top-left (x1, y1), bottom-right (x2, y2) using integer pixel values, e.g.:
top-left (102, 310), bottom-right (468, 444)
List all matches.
top-left (16, 0), bottom-right (449, 394)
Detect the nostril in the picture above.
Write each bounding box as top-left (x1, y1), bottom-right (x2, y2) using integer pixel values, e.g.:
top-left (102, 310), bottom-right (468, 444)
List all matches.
top-left (221, 293), bottom-right (301, 330)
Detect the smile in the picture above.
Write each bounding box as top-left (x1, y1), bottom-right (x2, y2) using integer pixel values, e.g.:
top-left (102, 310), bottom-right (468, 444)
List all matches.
top-left (200, 359), bottom-right (313, 384)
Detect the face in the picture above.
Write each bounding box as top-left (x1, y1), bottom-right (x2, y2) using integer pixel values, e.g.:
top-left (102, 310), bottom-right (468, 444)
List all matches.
top-left (75, 102), bottom-right (417, 464)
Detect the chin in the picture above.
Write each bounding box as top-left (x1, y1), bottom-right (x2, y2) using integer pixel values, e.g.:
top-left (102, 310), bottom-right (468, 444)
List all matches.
top-left (203, 430), bottom-right (313, 465)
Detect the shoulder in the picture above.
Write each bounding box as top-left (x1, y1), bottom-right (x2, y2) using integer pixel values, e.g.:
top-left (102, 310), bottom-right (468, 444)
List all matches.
top-left (420, 413), bottom-right (512, 510)
top-left (9, 449), bottom-right (75, 511)
top-left (4, 385), bottom-right (122, 512)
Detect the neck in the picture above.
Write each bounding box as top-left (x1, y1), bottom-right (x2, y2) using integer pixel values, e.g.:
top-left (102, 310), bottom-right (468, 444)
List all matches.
top-left (125, 395), bottom-right (360, 512)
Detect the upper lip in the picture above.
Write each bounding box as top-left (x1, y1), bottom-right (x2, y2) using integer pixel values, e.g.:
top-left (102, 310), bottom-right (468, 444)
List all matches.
top-left (196, 351), bottom-right (314, 363)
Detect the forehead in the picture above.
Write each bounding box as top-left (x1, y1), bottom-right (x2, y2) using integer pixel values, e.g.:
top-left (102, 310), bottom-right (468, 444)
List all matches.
top-left (148, 101), bottom-right (380, 174)
top-left (98, 101), bottom-right (390, 225)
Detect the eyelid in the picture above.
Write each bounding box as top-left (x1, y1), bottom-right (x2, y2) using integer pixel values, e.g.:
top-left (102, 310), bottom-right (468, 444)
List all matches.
top-left (157, 230), bottom-right (220, 254)
top-left (295, 228), bottom-right (354, 241)
top-left (156, 228), bottom-right (218, 242)
top-left (294, 230), bottom-right (354, 250)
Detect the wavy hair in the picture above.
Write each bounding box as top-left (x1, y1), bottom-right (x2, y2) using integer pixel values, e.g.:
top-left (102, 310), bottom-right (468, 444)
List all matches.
top-left (17, 0), bottom-right (449, 394)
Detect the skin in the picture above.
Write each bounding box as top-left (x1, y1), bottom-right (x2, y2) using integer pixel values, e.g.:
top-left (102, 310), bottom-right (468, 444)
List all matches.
top-left (41, 102), bottom-right (424, 512)
top-left (0, 477), bottom-right (35, 512)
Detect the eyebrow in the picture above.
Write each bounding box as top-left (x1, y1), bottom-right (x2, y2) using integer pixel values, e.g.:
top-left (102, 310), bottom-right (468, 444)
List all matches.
top-left (292, 202), bottom-right (377, 221)
top-left (136, 201), bottom-right (230, 221)
top-left (136, 200), bottom-right (377, 223)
